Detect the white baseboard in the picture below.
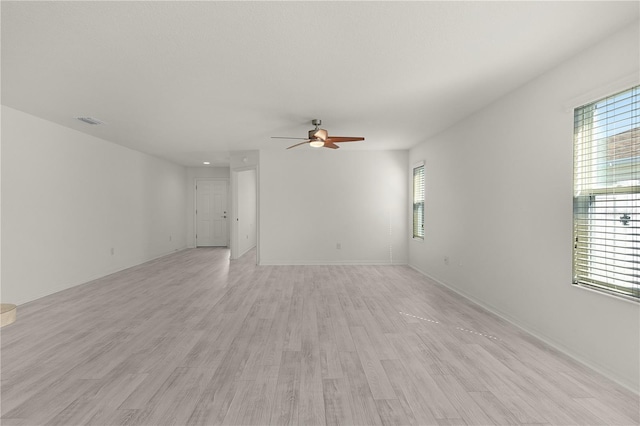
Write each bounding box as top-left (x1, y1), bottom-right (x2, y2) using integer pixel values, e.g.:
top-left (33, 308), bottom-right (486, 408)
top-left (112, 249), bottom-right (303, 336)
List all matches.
top-left (408, 264), bottom-right (639, 395)
top-left (92, 246), bottom-right (191, 288)
top-left (18, 246), bottom-right (188, 307)
top-left (236, 244), bottom-right (256, 259)
top-left (258, 259), bottom-right (408, 266)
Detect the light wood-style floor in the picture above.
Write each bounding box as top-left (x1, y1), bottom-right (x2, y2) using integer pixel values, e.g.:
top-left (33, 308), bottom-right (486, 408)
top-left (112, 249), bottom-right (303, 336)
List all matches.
top-left (1, 248), bottom-right (638, 425)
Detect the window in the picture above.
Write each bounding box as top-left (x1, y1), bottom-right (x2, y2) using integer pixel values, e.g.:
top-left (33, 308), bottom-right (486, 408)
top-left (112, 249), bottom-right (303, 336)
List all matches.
top-left (413, 162), bottom-right (425, 239)
top-left (573, 85), bottom-right (639, 300)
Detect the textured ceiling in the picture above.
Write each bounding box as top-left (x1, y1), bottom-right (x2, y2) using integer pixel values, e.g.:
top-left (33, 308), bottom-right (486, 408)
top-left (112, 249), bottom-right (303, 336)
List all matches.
top-left (2, 1), bottom-right (638, 166)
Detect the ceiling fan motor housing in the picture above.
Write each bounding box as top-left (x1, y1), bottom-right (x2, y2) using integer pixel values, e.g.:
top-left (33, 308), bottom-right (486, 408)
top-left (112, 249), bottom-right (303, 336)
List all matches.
top-left (309, 128), bottom-right (328, 141)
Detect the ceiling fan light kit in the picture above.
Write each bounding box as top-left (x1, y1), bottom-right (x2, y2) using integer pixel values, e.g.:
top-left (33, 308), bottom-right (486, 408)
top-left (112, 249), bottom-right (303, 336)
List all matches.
top-left (272, 119), bottom-right (364, 150)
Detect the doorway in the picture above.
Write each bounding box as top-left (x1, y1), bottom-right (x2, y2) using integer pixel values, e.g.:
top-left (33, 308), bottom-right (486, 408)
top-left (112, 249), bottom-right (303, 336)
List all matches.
top-left (195, 179), bottom-right (229, 247)
top-left (230, 168), bottom-right (257, 261)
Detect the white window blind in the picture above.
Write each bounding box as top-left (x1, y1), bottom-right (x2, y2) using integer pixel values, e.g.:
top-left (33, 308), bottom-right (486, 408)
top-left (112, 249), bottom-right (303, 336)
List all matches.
top-left (573, 85), bottom-right (639, 300)
top-left (413, 163), bottom-right (425, 239)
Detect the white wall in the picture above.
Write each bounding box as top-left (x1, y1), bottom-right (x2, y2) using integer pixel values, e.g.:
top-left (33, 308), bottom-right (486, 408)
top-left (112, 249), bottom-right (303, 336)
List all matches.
top-left (237, 169), bottom-right (257, 257)
top-left (186, 167), bottom-right (230, 247)
top-left (1, 106), bottom-right (188, 305)
top-left (259, 149), bottom-right (408, 265)
top-left (409, 22), bottom-right (640, 392)
top-left (230, 150), bottom-right (259, 170)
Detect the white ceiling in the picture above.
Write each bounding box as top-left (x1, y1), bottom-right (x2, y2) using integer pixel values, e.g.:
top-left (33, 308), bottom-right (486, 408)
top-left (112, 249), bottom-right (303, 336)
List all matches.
top-left (2, 1), bottom-right (638, 166)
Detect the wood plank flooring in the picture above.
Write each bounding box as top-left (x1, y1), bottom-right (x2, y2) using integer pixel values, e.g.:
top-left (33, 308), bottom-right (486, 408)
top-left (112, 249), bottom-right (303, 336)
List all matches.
top-left (1, 248), bottom-right (638, 425)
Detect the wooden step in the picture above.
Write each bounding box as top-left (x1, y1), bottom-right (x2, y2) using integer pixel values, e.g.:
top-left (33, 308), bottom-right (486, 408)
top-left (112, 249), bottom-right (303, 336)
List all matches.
top-left (1, 304), bottom-right (17, 327)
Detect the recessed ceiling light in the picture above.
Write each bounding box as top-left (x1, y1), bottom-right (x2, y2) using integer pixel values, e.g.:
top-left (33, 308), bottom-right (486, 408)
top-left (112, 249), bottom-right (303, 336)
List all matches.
top-left (203, 162), bottom-right (210, 165)
top-left (75, 116), bottom-right (104, 125)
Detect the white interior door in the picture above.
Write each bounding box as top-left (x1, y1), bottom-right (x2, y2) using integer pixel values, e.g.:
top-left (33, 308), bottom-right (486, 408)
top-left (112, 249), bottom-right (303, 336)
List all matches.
top-left (196, 180), bottom-right (229, 247)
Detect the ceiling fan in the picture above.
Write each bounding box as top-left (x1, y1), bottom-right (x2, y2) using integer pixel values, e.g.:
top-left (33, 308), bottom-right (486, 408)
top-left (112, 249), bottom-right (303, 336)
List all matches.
top-left (271, 119), bottom-right (364, 149)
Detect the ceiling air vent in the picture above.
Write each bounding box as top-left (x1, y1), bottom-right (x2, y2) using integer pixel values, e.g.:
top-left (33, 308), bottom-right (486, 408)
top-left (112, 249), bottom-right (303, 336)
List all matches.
top-left (75, 116), bottom-right (104, 125)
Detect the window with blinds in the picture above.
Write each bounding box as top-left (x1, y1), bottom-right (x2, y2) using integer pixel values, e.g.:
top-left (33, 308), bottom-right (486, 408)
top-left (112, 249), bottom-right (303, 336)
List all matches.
top-left (573, 85), bottom-right (639, 300)
top-left (413, 163), bottom-right (425, 239)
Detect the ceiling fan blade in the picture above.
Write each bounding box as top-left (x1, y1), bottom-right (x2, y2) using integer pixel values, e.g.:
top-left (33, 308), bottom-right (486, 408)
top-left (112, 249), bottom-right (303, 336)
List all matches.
top-left (272, 136), bottom-right (309, 140)
top-left (325, 137), bottom-right (365, 143)
top-left (323, 142), bottom-right (339, 149)
top-left (286, 140), bottom-right (311, 149)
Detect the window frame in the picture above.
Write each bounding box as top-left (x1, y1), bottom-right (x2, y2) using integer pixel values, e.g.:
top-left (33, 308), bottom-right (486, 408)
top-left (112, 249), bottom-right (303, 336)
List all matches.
top-left (572, 84), bottom-right (639, 302)
top-left (412, 161), bottom-right (425, 241)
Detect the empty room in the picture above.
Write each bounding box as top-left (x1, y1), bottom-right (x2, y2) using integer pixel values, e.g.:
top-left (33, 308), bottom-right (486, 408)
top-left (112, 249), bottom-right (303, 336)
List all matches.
top-left (1, 1), bottom-right (639, 425)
